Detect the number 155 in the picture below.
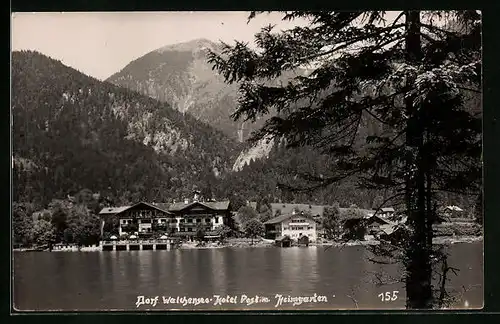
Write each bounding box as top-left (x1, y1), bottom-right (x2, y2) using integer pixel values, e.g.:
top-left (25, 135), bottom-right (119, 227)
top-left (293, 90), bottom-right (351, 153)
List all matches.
top-left (378, 291), bottom-right (399, 302)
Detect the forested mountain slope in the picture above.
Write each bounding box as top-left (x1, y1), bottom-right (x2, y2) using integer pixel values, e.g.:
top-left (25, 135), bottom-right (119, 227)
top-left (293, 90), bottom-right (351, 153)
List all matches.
top-left (12, 50), bottom-right (240, 206)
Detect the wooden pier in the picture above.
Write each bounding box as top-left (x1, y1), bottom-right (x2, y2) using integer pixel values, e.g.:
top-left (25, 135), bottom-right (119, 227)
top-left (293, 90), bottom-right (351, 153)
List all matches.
top-left (101, 239), bottom-right (175, 251)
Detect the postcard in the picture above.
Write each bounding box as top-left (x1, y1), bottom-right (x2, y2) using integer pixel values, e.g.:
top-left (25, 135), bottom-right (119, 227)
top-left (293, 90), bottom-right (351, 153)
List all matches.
top-left (11, 10), bottom-right (483, 312)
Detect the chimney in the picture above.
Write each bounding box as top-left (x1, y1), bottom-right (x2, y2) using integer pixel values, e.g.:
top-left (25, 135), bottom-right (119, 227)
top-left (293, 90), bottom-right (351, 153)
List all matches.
top-left (184, 198), bottom-right (189, 204)
top-left (193, 190), bottom-right (200, 202)
top-left (292, 209), bottom-right (296, 215)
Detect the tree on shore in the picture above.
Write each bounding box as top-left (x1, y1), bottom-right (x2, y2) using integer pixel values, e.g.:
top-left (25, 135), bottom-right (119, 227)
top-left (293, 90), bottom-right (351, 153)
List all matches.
top-left (215, 224), bottom-right (233, 243)
top-left (31, 218), bottom-right (56, 248)
top-left (340, 208), bottom-right (368, 241)
top-left (65, 204), bottom-right (101, 247)
top-left (195, 223), bottom-right (206, 243)
top-left (322, 204), bottom-right (341, 239)
top-left (236, 205), bottom-right (259, 229)
top-left (209, 11), bottom-right (481, 308)
top-left (13, 202), bottom-right (36, 247)
top-left (243, 218), bottom-right (265, 245)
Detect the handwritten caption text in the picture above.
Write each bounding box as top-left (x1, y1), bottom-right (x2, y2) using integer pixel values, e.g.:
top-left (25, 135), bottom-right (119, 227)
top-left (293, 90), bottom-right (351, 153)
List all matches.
top-left (135, 293), bottom-right (331, 308)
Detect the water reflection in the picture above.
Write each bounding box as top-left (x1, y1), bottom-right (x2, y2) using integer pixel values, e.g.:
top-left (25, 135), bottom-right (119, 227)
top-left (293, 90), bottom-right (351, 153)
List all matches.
top-left (13, 242), bottom-right (483, 311)
top-left (210, 249), bottom-right (227, 296)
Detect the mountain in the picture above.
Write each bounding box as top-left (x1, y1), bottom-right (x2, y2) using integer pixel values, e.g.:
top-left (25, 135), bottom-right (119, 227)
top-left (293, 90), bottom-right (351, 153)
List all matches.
top-left (12, 50), bottom-right (240, 206)
top-left (106, 38), bottom-right (304, 144)
top-left (11, 51), bottom-right (478, 213)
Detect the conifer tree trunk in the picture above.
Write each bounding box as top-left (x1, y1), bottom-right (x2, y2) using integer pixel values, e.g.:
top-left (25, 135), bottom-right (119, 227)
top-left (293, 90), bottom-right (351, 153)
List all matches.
top-left (404, 11), bottom-right (433, 309)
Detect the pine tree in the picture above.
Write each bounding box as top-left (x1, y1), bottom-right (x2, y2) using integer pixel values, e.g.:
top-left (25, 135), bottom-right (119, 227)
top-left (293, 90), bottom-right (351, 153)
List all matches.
top-left (209, 11), bottom-right (482, 309)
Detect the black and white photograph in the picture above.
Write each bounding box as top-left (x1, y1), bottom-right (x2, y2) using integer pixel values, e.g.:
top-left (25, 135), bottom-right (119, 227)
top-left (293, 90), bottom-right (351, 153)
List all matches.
top-left (11, 11), bottom-right (483, 311)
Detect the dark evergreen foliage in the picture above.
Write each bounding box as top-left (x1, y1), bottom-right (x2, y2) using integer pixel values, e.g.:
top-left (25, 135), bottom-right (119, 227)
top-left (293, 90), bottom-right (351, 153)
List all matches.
top-left (208, 11), bottom-right (482, 309)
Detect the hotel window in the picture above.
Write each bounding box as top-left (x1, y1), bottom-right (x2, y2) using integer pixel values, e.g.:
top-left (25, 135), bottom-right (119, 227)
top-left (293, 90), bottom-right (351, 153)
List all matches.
top-left (180, 219), bottom-right (185, 223)
top-left (187, 219), bottom-right (193, 223)
top-left (161, 219), bottom-right (167, 223)
top-left (215, 217), bottom-right (219, 223)
top-left (196, 219), bottom-right (201, 223)
top-left (205, 218), bottom-right (211, 223)
top-left (121, 220), bottom-right (127, 224)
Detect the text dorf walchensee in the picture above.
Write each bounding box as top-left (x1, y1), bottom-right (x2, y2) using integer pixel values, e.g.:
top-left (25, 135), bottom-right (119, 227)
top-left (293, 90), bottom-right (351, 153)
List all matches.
top-left (136, 294), bottom-right (330, 308)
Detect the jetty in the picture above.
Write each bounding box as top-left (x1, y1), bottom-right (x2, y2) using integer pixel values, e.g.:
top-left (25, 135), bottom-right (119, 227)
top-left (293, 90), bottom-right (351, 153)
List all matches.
top-left (100, 239), bottom-right (177, 251)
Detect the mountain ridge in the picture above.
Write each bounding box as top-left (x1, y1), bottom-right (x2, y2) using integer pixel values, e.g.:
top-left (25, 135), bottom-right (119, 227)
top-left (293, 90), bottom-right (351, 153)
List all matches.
top-left (106, 38), bottom-right (304, 144)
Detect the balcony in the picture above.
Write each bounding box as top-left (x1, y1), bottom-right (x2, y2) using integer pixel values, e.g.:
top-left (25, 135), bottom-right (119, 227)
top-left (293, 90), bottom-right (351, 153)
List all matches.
top-left (152, 223), bottom-right (176, 231)
top-left (179, 222), bottom-right (203, 227)
top-left (121, 224), bottom-right (139, 232)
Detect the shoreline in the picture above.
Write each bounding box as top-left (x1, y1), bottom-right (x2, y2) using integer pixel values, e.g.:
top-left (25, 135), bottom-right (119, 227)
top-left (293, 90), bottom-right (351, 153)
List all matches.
top-left (13, 235), bottom-right (483, 252)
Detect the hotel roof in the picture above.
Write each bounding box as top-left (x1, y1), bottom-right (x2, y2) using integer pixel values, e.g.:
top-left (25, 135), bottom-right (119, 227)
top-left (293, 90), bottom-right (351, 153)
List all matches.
top-left (264, 212), bottom-right (320, 225)
top-left (249, 202), bottom-right (377, 219)
top-left (99, 200), bottom-right (231, 215)
top-left (270, 203), bottom-right (327, 217)
top-left (167, 200), bottom-right (230, 211)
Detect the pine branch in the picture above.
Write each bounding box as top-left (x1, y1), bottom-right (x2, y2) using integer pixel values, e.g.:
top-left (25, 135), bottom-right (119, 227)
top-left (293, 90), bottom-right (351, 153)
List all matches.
top-left (420, 23), bottom-right (458, 37)
top-left (456, 86), bottom-right (481, 94)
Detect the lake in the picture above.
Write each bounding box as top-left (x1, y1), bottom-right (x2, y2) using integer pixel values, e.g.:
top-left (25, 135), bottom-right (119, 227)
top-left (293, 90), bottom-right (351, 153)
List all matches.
top-left (13, 242), bottom-right (483, 311)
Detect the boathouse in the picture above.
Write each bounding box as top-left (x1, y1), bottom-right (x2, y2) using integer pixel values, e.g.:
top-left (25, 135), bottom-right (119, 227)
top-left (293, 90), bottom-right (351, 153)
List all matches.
top-left (275, 235), bottom-right (292, 247)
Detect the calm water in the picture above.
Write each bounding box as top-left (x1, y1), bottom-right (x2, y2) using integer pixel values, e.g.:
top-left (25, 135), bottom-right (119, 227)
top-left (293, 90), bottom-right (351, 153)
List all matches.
top-left (13, 242), bottom-right (483, 311)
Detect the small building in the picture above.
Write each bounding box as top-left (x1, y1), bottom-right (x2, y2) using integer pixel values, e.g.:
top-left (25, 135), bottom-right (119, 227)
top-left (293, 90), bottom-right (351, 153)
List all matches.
top-left (365, 215), bottom-right (393, 235)
top-left (378, 225), bottom-right (408, 244)
top-left (275, 235), bottom-right (292, 247)
top-left (264, 210), bottom-right (320, 243)
top-left (338, 208), bottom-right (370, 241)
top-left (443, 205), bottom-right (464, 219)
top-left (297, 235), bottom-right (310, 247)
top-left (379, 207), bottom-right (395, 218)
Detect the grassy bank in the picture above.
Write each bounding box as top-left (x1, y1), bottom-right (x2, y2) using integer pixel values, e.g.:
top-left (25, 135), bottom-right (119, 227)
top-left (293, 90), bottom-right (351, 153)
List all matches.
top-left (179, 238), bottom-right (275, 249)
top-left (178, 235), bottom-right (483, 249)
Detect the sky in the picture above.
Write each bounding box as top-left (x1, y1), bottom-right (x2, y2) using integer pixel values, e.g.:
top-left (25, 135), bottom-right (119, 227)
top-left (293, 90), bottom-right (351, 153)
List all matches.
top-left (11, 12), bottom-right (311, 80)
